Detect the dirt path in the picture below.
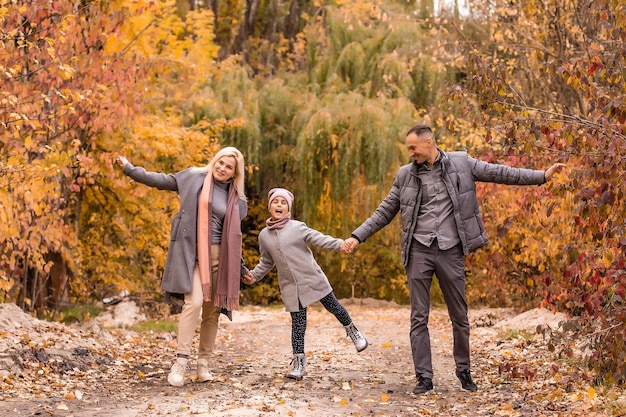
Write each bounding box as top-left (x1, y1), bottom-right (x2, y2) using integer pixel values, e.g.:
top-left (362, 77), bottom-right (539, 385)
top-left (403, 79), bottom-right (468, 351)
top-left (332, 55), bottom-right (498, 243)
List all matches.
top-left (0, 300), bottom-right (615, 416)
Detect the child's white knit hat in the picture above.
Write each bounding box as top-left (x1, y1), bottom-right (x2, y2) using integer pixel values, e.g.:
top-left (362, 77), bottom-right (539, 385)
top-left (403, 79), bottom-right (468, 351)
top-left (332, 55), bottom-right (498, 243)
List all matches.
top-left (268, 188), bottom-right (294, 211)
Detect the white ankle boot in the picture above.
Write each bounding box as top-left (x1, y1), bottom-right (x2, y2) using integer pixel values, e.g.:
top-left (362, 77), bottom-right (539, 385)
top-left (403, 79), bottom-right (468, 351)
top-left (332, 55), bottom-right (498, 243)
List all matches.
top-left (167, 357), bottom-right (188, 386)
top-left (344, 322), bottom-right (368, 352)
top-left (197, 358), bottom-right (213, 382)
top-left (286, 354), bottom-right (306, 380)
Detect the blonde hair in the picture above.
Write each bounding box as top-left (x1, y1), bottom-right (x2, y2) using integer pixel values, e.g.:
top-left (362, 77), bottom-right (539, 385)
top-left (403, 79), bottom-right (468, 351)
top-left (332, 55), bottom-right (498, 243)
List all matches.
top-left (202, 147), bottom-right (247, 201)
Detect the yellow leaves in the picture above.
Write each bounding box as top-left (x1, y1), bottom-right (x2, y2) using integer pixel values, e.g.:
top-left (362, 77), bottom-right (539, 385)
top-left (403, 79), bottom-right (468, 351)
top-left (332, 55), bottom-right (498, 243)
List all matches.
top-left (587, 386), bottom-right (596, 400)
top-left (548, 386), bottom-right (565, 399)
top-left (500, 402), bottom-right (515, 411)
top-left (24, 135), bottom-right (33, 150)
top-left (0, 276), bottom-right (10, 293)
top-left (104, 34), bottom-right (123, 54)
top-left (181, 9), bottom-right (219, 65)
top-left (108, 0), bottom-right (218, 69)
top-left (493, 30), bottom-right (505, 42)
top-left (601, 251), bottom-right (614, 269)
top-left (568, 386), bottom-right (597, 403)
top-left (43, 37), bottom-right (59, 60)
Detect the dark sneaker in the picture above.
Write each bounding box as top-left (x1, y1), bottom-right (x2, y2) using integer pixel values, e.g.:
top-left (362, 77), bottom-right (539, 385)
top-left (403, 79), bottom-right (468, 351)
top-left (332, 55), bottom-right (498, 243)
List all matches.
top-left (412, 377), bottom-right (433, 394)
top-left (455, 369), bottom-right (478, 392)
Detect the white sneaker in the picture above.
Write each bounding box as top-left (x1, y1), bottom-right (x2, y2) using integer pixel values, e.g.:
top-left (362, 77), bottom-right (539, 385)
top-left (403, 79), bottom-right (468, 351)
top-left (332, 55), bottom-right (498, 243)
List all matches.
top-left (167, 357), bottom-right (188, 387)
top-left (197, 358), bottom-right (213, 382)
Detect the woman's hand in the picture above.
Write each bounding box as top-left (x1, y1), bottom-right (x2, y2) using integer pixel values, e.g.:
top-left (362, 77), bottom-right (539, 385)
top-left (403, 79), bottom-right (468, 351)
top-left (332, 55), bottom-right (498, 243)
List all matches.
top-left (242, 272), bottom-right (256, 285)
top-left (116, 155), bottom-right (129, 168)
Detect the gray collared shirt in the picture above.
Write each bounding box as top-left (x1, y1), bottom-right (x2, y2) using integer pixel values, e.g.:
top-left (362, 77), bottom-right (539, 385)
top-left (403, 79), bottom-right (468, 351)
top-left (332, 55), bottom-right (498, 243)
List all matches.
top-left (413, 155), bottom-right (460, 250)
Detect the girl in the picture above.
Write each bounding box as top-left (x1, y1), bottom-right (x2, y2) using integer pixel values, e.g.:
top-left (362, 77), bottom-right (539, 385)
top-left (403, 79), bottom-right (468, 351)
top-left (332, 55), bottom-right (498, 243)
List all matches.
top-left (243, 188), bottom-right (367, 380)
top-left (117, 147), bottom-right (247, 386)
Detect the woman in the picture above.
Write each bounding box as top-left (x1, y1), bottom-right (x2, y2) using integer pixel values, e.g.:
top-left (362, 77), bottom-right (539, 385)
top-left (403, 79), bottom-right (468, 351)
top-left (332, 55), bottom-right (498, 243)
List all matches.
top-left (116, 147), bottom-right (247, 387)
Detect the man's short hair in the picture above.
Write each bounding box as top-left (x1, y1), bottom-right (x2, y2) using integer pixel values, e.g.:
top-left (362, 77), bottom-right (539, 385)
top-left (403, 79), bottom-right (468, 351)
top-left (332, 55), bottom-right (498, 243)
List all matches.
top-left (407, 124), bottom-right (433, 137)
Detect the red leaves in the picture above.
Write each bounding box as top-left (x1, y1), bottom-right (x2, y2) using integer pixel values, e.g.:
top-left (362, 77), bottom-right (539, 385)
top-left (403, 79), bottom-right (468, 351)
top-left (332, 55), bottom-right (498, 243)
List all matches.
top-left (587, 61), bottom-right (603, 77)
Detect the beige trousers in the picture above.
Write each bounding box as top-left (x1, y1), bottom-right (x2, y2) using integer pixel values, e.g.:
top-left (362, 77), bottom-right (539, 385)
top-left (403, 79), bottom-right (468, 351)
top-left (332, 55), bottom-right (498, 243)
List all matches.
top-left (176, 244), bottom-right (222, 360)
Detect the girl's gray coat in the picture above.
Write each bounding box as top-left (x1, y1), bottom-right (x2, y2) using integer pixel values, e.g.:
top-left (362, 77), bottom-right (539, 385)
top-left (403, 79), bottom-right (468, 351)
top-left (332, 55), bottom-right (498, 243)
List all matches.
top-left (250, 220), bottom-right (343, 312)
top-left (122, 163), bottom-right (247, 295)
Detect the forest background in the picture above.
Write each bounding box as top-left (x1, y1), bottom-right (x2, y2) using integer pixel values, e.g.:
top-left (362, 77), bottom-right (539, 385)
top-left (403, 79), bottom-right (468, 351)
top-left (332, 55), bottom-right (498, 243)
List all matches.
top-left (1, 0), bottom-right (624, 385)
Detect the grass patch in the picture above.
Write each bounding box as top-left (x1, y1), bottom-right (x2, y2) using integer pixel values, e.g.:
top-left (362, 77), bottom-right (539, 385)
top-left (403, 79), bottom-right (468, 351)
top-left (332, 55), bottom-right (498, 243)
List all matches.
top-left (42, 303), bottom-right (107, 324)
top-left (132, 319), bottom-right (178, 333)
top-left (503, 329), bottom-right (534, 341)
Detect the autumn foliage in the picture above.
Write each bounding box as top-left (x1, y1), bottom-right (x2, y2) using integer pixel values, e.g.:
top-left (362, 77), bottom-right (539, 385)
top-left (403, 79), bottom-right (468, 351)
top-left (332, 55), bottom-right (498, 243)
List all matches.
top-left (1, 0), bottom-right (626, 385)
top-left (450, 0), bottom-right (626, 382)
top-left (0, 0), bottom-right (139, 309)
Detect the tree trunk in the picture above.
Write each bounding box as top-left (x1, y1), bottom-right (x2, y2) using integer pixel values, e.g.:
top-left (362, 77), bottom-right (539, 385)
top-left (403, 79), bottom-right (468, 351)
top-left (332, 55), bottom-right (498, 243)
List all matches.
top-left (47, 251), bottom-right (70, 309)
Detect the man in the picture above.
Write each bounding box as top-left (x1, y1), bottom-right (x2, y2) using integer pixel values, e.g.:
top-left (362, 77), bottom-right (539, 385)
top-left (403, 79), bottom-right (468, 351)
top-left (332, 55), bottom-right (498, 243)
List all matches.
top-left (344, 124), bottom-right (565, 395)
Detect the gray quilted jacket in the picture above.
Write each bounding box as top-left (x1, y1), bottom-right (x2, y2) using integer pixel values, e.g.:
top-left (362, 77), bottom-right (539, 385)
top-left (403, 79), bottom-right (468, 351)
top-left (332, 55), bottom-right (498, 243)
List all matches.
top-left (351, 150), bottom-right (546, 265)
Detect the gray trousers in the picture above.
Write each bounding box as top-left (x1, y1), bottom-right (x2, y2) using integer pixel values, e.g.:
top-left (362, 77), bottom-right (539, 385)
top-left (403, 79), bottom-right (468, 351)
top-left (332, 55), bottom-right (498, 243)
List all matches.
top-left (406, 239), bottom-right (470, 380)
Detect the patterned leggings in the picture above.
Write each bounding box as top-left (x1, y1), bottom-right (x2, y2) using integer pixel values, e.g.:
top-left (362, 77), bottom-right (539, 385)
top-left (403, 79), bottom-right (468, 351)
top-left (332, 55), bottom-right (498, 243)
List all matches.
top-left (290, 292), bottom-right (352, 354)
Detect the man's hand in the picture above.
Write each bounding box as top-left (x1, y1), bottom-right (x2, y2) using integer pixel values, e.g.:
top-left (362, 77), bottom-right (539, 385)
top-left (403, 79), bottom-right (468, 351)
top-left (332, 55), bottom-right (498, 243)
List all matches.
top-left (342, 237), bottom-right (360, 253)
top-left (545, 163), bottom-right (566, 181)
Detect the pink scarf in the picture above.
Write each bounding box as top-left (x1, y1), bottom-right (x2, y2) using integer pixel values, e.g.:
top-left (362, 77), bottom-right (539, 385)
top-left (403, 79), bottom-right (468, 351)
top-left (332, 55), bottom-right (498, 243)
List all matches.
top-left (266, 213), bottom-right (291, 230)
top-left (197, 174), bottom-right (242, 310)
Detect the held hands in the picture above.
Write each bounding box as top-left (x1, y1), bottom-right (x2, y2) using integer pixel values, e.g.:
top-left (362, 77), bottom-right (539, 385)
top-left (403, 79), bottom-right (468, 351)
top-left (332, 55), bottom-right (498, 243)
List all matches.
top-left (544, 163), bottom-right (566, 181)
top-left (341, 237), bottom-right (360, 254)
top-left (242, 272), bottom-right (256, 285)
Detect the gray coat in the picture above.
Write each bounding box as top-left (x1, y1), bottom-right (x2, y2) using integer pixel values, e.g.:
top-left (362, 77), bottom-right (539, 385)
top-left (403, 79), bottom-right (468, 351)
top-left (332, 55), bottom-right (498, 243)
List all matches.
top-left (249, 220), bottom-right (343, 312)
top-left (351, 150), bottom-right (546, 266)
top-left (122, 163), bottom-right (248, 295)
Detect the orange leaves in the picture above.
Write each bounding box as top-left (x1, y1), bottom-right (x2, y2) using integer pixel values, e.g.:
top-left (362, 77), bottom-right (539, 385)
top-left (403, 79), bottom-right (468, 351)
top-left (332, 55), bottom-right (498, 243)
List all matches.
top-left (0, 0), bottom-right (141, 309)
top-left (64, 390), bottom-right (83, 400)
top-left (469, 170), bottom-right (575, 305)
